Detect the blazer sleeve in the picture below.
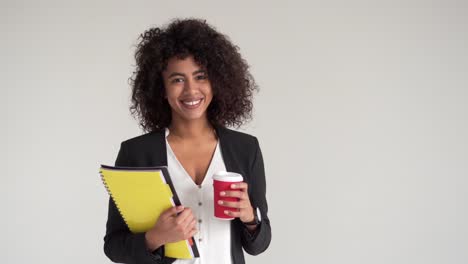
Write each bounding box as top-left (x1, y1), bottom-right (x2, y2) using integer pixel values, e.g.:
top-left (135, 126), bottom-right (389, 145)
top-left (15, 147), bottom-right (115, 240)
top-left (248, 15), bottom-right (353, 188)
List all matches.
top-left (103, 142), bottom-right (173, 264)
top-left (240, 137), bottom-right (272, 255)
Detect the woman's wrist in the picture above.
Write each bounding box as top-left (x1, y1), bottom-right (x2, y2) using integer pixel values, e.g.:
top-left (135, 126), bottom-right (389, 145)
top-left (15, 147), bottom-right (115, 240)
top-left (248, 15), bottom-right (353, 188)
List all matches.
top-left (239, 204), bottom-right (255, 222)
top-left (241, 207), bottom-right (261, 226)
top-left (145, 231), bottom-right (164, 252)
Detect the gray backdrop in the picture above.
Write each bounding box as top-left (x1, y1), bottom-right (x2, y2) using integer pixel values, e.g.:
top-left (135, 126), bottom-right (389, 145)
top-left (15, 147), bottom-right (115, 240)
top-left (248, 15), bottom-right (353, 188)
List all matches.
top-left (3, 0), bottom-right (468, 263)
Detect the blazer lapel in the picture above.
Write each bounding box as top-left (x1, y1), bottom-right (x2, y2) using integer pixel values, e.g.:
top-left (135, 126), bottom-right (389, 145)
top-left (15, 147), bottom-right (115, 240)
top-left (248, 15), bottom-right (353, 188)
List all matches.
top-left (145, 130), bottom-right (168, 167)
top-left (215, 125), bottom-right (245, 177)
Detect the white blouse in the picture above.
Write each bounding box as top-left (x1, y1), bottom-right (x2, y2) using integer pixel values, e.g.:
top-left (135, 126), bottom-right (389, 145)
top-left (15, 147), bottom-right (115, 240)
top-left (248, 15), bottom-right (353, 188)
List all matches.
top-left (165, 129), bottom-right (232, 264)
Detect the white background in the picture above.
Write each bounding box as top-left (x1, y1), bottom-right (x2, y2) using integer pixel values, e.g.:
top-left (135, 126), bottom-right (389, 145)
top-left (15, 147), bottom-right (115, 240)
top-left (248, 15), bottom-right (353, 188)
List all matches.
top-left (3, 0), bottom-right (468, 263)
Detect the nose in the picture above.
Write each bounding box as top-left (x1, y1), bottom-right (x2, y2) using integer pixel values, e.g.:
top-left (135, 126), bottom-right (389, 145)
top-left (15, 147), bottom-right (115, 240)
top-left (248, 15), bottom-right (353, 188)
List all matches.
top-left (183, 78), bottom-right (198, 94)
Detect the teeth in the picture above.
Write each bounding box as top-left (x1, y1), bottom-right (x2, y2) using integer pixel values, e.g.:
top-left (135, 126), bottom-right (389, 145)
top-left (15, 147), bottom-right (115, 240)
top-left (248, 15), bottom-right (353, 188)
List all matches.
top-left (183, 99), bottom-right (202, 106)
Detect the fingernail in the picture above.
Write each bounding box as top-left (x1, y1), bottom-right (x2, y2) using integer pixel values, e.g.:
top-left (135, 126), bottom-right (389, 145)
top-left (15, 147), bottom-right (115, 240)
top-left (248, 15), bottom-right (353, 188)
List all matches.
top-left (224, 210), bottom-right (229, 214)
top-left (231, 184), bottom-right (236, 188)
top-left (218, 200), bottom-right (223, 205)
top-left (220, 191), bottom-right (225, 196)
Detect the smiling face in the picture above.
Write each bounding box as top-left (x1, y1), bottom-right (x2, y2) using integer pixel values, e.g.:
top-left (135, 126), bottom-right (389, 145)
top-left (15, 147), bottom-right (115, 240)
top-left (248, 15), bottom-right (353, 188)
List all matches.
top-left (162, 55), bottom-right (213, 125)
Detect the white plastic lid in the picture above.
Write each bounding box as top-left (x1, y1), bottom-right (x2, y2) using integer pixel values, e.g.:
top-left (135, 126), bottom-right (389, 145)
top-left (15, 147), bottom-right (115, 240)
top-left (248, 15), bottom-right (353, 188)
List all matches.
top-left (212, 171), bottom-right (243, 182)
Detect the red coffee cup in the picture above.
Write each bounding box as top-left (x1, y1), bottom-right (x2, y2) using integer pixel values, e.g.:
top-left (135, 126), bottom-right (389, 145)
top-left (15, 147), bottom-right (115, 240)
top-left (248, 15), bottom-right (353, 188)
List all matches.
top-left (213, 171), bottom-right (243, 219)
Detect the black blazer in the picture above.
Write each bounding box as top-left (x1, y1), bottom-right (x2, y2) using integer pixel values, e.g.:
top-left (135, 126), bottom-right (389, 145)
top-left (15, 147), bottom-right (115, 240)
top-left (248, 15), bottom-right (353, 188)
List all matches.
top-left (103, 126), bottom-right (271, 264)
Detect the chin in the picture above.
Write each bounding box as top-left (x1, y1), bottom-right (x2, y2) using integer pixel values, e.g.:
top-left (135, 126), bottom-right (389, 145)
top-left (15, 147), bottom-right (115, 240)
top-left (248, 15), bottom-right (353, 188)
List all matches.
top-left (173, 109), bottom-right (208, 122)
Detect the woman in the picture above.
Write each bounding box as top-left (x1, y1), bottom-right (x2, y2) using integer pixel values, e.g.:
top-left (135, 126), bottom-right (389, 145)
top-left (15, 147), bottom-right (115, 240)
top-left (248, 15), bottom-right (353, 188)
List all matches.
top-left (104, 18), bottom-right (271, 264)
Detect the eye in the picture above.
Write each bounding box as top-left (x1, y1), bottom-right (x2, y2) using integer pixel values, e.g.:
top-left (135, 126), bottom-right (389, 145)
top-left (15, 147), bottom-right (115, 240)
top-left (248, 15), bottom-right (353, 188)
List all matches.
top-left (171, 77), bottom-right (184, 84)
top-left (195, 74), bottom-right (208, 80)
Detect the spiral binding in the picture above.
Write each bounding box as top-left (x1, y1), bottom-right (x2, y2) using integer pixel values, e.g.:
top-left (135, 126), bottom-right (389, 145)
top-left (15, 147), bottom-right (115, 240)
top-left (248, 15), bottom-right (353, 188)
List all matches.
top-left (99, 169), bottom-right (132, 231)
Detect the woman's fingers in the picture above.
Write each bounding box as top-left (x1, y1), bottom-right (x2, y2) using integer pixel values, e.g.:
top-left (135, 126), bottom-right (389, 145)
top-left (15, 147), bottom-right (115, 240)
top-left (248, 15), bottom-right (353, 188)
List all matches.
top-left (187, 227), bottom-right (198, 240)
top-left (176, 207), bottom-right (194, 227)
top-left (161, 205), bottom-right (185, 219)
top-left (182, 213), bottom-right (196, 230)
top-left (220, 190), bottom-right (245, 199)
top-left (219, 182), bottom-right (250, 209)
top-left (230, 182), bottom-right (248, 192)
top-left (218, 182), bottom-right (255, 222)
top-left (218, 199), bottom-right (240, 208)
top-left (183, 212), bottom-right (197, 238)
top-left (218, 199), bottom-right (249, 209)
top-left (223, 209), bottom-right (241, 218)
top-left (149, 205), bottom-right (198, 244)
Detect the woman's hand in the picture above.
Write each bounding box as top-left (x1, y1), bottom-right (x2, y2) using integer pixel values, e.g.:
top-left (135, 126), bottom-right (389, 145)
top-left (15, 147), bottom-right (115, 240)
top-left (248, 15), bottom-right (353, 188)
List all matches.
top-left (218, 182), bottom-right (255, 223)
top-left (145, 206), bottom-right (197, 251)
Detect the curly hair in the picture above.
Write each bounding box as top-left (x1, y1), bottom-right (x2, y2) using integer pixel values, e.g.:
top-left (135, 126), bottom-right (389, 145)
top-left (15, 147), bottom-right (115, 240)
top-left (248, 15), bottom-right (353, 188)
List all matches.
top-left (129, 18), bottom-right (258, 132)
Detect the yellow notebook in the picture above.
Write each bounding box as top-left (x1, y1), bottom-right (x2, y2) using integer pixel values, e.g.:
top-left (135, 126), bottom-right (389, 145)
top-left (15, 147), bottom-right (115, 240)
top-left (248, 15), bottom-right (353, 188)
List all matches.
top-left (99, 165), bottom-right (199, 259)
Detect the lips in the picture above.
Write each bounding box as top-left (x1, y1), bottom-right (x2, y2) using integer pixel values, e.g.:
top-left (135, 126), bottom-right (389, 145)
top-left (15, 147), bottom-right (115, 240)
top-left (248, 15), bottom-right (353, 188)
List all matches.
top-left (180, 98), bottom-right (204, 109)
top-left (182, 99), bottom-right (202, 106)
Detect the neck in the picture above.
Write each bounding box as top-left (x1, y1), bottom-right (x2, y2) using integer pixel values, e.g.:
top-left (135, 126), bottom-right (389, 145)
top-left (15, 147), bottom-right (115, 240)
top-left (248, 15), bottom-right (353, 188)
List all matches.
top-left (168, 117), bottom-right (214, 140)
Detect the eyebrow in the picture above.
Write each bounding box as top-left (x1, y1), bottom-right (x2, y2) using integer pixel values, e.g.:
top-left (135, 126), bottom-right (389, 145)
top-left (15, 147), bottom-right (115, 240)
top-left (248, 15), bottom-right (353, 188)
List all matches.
top-left (168, 69), bottom-right (207, 78)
